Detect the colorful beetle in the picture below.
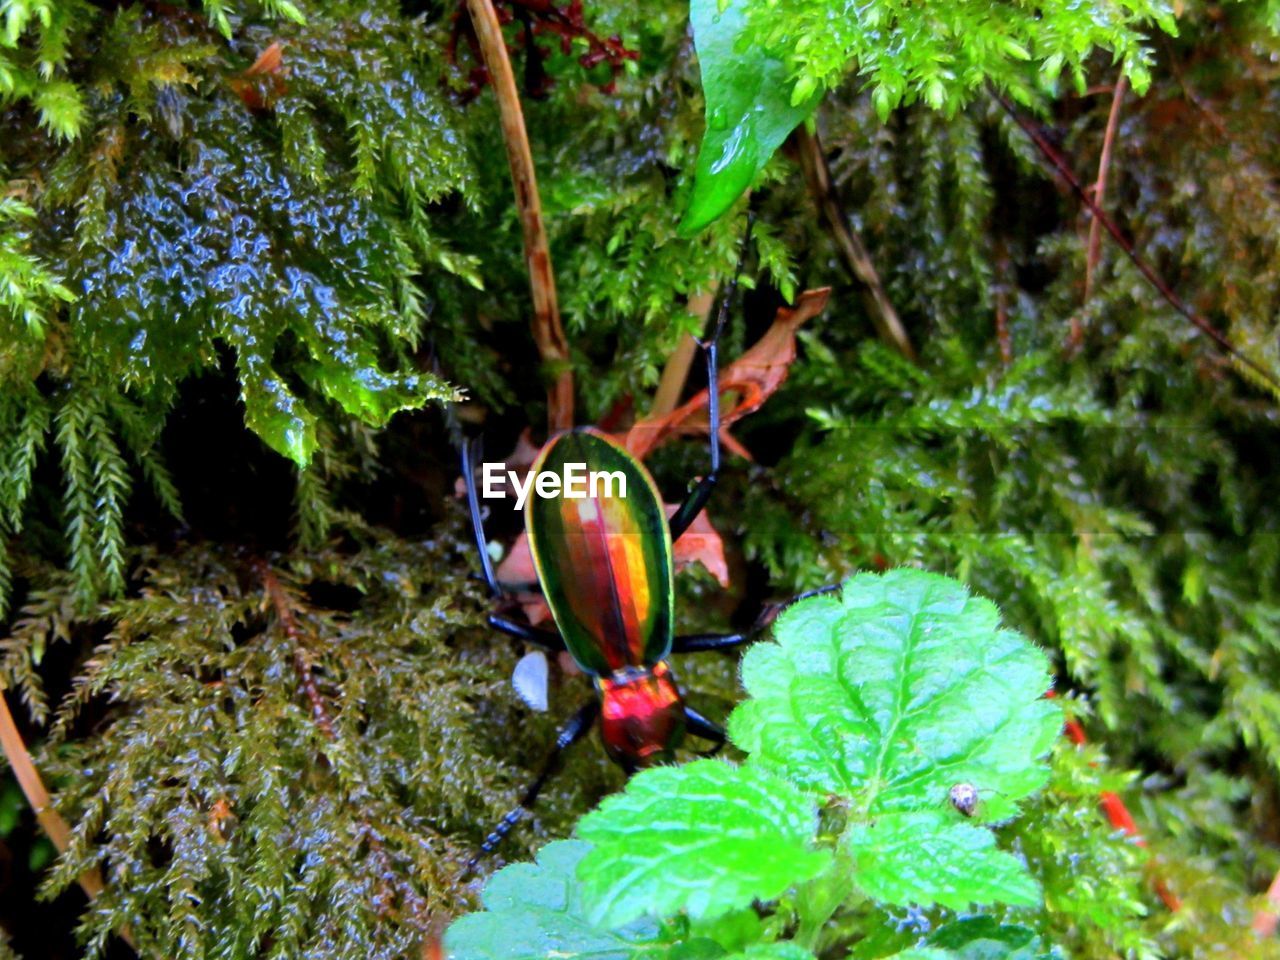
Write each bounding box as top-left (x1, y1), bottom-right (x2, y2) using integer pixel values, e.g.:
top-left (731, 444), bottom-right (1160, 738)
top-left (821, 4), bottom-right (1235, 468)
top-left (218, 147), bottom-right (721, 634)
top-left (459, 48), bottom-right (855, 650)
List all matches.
top-left (459, 254), bottom-right (810, 867)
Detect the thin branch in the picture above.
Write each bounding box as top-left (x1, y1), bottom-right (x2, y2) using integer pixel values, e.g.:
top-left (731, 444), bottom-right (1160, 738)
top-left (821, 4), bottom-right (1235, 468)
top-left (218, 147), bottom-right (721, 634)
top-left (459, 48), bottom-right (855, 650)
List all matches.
top-left (793, 125), bottom-right (917, 362)
top-left (258, 562), bottom-right (336, 742)
top-left (0, 690), bottom-right (138, 950)
top-left (466, 0), bottom-right (574, 432)
top-left (650, 292), bottom-right (714, 419)
top-left (994, 237), bottom-right (1013, 365)
top-left (1082, 74), bottom-right (1128, 310)
top-left (994, 90), bottom-right (1280, 393)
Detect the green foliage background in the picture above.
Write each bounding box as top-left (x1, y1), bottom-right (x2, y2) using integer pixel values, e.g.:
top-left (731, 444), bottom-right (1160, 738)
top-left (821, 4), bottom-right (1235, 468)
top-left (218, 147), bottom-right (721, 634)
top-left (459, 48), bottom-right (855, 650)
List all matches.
top-left (1, 0), bottom-right (1279, 957)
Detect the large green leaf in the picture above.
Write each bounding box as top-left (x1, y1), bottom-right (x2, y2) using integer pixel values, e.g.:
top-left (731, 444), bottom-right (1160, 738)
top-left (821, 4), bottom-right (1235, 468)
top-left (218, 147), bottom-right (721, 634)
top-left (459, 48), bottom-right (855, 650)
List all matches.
top-left (677, 0), bottom-right (821, 236)
top-left (575, 760), bottom-right (831, 928)
top-left (728, 570), bottom-right (1059, 911)
top-left (444, 840), bottom-right (662, 960)
top-left (729, 569), bottom-right (1061, 820)
top-left (845, 810), bottom-right (1039, 909)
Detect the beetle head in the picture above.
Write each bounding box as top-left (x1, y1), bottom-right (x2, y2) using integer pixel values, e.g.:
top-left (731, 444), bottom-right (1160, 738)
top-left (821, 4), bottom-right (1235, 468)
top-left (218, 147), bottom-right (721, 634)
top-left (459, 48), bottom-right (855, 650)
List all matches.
top-left (597, 661), bottom-right (685, 771)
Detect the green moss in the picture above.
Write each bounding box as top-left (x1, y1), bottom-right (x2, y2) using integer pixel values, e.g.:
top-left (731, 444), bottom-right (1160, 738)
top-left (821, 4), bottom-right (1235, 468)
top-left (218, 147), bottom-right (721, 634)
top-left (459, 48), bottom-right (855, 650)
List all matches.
top-left (1, 0), bottom-right (1279, 956)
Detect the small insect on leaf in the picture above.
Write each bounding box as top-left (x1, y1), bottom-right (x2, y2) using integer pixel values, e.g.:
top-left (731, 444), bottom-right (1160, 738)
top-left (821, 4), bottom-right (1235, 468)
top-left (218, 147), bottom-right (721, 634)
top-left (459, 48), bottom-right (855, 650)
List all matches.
top-left (949, 783), bottom-right (980, 818)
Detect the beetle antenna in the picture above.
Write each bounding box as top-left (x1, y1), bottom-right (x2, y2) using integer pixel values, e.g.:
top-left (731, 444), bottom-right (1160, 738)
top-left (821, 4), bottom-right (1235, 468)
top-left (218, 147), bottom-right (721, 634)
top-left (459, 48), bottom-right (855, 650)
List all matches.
top-left (669, 213), bottom-right (757, 540)
top-left (707, 210), bottom-right (756, 346)
top-left (462, 437), bottom-right (502, 597)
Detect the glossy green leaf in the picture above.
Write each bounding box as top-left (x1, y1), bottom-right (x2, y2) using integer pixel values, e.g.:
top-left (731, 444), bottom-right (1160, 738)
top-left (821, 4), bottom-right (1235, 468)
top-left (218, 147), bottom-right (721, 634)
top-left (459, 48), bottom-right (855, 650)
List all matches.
top-left (444, 840), bottom-right (662, 960)
top-left (729, 569), bottom-right (1062, 820)
top-left (678, 0), bottom-right (820, 236)
top-left (846, 810), bottom-right (1040, 909)
top-left (729, 571), bottom-right (1055, 912)
top-left (929, 919), bottom-right (1049, 959)
top-left (575, 760), bottom-right (831, 928)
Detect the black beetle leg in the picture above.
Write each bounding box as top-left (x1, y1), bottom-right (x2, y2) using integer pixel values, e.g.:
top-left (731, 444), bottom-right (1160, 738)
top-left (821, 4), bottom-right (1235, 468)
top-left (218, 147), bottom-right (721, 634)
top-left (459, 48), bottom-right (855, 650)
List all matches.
top-left (684, 705), bottom-right (726, 757)
top-left (464, 699), bottom-right (600, 876)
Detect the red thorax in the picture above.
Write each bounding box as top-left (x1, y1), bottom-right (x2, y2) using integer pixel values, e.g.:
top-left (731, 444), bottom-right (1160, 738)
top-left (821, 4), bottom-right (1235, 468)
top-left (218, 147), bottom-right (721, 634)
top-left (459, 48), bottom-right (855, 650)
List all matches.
top-left (596, 660), bottom-right (685, 769)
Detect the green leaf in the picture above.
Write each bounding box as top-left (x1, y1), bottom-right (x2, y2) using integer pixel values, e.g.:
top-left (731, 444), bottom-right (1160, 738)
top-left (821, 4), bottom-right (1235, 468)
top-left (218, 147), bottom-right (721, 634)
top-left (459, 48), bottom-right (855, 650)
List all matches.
top-left (723, 946), bottom-right (816, 960)
top-left (729, 570), bottom-right (1061, 820)
top-left (729, 571), bottom-right (1057, 912)
top-left (444, 840), bottom-right (662, 960)
top-left (686, 909), bottom-right (764, 953)
top-left (845, 810), bottom-right (1040, 909)
top-left (678, 0), bottom-right (821, 236)
top-left (886, 919), bottom-right (1052, 960)
top-left (928, 918), bottom-right (1049, 958)
top-left (575, 759), bottom-right (831, 928)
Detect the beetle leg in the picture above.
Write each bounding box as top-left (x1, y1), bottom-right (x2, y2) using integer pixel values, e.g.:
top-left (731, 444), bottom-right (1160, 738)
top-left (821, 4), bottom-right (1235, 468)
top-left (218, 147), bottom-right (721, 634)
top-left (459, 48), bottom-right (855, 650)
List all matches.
top-left (465, 440), bottom-right (568, 652)
top-left (488, 613), bottom-right (566, 653)
top-left (671, 584), bottom-right (842, 654)
top-left (669, 213), bottom-right (755, 542)
top-left (465, 699), bottom-right (600, 874)
top-left (462, 437), bottom-right (502, 597)
top-left (665, 332), bottom-right (720, 540)
top-left (671, 631), bottom-right (751, 654)
top-left (683, 705), bottom-right (726, 754)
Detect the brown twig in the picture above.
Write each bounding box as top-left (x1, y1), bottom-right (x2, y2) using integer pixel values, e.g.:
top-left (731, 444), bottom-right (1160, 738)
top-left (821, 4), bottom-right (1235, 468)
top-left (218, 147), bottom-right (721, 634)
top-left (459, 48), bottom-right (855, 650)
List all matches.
top-left (0, 693), bottom-right (98, 892)
top-left (466, 0), bottom-right (574, 432)
top-left (258, 563), bottom-right (336, 741)
top-left (995, 90), bottom-right (1280, 393)
top-left (0, 690), bottom-right (138, 950)
top-left (650, 292), bottom-right (714, 419)
top-left (993, 238), bottom-right (1013, 365)
top-left (793, 126), bottom-right (917, 362)
top-left (1081, 74), bottom-right (1128, 316)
